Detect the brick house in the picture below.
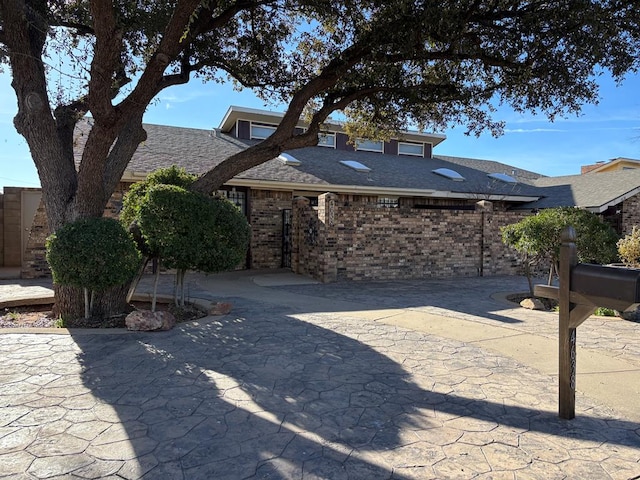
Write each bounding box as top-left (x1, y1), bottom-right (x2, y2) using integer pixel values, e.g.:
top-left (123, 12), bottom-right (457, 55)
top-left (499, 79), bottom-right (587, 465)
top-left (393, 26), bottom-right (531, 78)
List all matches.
top-left (3, 106), bottom-right (640, 281)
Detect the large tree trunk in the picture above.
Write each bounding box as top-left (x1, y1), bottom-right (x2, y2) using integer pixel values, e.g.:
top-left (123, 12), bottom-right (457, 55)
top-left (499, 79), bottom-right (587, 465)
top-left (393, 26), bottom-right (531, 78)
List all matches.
top-left (54, 283), bottom-right (131, 326)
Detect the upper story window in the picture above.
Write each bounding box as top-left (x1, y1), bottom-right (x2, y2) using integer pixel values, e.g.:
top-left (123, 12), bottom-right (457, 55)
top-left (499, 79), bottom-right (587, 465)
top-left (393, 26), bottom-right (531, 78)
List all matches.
top-left (398, 142), bottom-right (424, 157)
top-left (355, 139), bottom-right (384, 153)
top-left (250, 122), bottom-right (277, 139)
top-left (317, 132), bottom-right (336, 148)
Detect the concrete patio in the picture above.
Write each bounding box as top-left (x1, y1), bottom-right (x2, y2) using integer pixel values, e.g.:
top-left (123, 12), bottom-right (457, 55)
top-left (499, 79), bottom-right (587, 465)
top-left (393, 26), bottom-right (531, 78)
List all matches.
top-left (0, 271), bottom-right (638, 479)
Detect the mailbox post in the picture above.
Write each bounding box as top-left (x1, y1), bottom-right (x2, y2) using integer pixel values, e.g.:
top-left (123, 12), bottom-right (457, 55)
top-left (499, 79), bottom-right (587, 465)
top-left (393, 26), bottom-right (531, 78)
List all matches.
top-left (558, 227), bottom-right (580, 419)
top-left (534, 226), bottom-right (640, 419)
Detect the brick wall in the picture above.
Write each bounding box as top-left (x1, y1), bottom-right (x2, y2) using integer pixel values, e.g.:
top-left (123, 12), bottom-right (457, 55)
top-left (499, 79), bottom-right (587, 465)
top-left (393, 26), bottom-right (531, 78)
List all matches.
top-left (621, 195), bottom-right (640, 236)
top-left (291, 194), bottom-right (339, 282)
top-left (20, 183), bottom-right (129, 278)
top-left (292, 193), bottom-right (527, 282)
top-left (249, 189), bottom-right (293, 269)
top-left (17, 184), bottom-right (529, 282)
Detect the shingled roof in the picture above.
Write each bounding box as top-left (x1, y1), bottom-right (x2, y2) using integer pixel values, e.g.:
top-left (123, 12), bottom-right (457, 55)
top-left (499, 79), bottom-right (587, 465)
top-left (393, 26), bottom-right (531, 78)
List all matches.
top-left (523, 169), bottom-right (640, 212)
top-left (108, 121), bottom-right (543, 201)
top-left (73, 119), bottom-right (640, 211)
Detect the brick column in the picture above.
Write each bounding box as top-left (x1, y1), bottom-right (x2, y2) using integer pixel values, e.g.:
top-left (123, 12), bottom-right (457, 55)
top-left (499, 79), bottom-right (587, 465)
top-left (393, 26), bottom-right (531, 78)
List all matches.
top-left (291, 196), bottom-right (310, 275)
top-left (317, 192), bottom-right (338, 283)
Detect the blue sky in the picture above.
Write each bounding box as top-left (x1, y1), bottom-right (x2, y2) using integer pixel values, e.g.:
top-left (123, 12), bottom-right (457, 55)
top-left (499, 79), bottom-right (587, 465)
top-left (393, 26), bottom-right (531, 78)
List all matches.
top-left (1, 69), bottom-right (639, 189)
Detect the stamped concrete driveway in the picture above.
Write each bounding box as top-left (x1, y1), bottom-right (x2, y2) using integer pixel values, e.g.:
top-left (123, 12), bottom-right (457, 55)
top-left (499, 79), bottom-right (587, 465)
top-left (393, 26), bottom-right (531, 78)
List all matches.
top-left (0, 272), bottom-right (639, 479)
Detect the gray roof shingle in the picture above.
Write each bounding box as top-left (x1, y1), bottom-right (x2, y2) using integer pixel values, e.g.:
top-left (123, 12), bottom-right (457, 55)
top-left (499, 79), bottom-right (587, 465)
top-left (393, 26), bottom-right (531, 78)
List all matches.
top-left (74, 120), bottom-right (640, 210)
top-left (121, 122), bottom-right (545, 199)
top-left (523, 170), bottom-right (640, 211)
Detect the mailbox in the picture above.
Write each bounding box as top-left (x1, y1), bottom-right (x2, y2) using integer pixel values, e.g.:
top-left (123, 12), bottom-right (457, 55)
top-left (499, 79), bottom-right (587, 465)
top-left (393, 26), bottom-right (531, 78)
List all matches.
top-left (571, 263), bottom-right (640, 304)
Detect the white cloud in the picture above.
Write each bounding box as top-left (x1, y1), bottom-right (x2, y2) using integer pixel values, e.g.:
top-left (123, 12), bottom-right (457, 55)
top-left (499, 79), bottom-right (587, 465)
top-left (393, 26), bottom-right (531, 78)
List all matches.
top-left (504, 128), bottom-right (567, 133)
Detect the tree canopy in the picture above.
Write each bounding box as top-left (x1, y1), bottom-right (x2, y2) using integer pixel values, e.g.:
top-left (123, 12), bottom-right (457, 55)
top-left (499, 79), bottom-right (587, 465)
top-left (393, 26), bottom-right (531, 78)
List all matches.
top-left (2, 0), bottom-right (639, 316)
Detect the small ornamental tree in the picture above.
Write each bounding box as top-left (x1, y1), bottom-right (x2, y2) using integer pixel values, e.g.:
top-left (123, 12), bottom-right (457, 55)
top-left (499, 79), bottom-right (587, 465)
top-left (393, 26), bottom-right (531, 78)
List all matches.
top-left (120, 166), bottom-right (198, 228)
top-left (502, 207), bottom-right (618, 295)
top-left (46, 218), bottom-right (141, 321)
top-left (121, 166), bottom-right (199, 301)
top-left (137, 184), bottom-right (250, 308)
top-left (617, 226), bottom-right (640, 267)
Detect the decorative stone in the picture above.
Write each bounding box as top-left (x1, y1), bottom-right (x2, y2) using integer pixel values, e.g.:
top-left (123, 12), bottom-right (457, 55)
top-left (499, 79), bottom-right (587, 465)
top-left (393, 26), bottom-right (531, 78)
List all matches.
top-left (125, 310), bottom-right (176, 331)
top-left (209, 302), bottom-right (232, 316)
top-left (520, 298), bottom-right (546, 310)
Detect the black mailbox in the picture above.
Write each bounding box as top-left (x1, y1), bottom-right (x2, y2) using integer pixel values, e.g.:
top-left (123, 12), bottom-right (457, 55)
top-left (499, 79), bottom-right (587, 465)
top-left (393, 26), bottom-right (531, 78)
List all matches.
top-left (571, 263), bottom-right (640, 304)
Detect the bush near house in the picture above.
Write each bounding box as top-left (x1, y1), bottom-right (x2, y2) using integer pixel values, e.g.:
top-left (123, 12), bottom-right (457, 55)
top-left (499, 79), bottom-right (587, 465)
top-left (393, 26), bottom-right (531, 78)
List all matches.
top-left (123, 174), bottom-right (251, 308)
top-left (46, 217), bottom-right (141, 319)
top-left (617, 226), bottom-right (640, 267)
top-left (501, 207), bottom-right (619, 294)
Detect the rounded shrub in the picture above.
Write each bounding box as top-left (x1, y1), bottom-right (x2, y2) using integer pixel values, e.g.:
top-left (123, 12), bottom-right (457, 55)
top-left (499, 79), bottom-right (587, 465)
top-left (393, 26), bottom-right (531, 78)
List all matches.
top-left (46, 217), bottom-right (142, 292)
top-left (617, 226), bottom-right (640, 267)
top-left (138, 184), bottom-right (250, 273)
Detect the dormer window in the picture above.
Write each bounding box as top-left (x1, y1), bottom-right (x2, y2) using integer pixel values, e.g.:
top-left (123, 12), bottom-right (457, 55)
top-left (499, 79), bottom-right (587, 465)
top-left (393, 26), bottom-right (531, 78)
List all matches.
top-left (433, 168), bottom-right (465, 181)
top-left (355, 139), bottom-right (383, 153)
top-left (318, 132), bottom-right (336, 148)
top-left (250, 122), bottom-right (277, 139)
top-left (398, 142), bottom-right (424, 157)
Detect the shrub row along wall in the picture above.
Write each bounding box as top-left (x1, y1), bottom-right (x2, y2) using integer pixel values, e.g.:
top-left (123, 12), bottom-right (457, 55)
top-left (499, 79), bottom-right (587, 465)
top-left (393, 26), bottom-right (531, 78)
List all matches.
top-left (291, 192), bottom-right (527, 282)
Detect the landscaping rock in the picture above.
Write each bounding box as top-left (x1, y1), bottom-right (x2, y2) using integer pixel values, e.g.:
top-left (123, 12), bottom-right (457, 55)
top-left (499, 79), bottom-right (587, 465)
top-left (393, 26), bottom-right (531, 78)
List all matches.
top-left (125, 310), bottom-right (176, 331)
top-left (210, 302), bottom-right (232, 316)
top-left (520, 298), bottom-right (546, 310)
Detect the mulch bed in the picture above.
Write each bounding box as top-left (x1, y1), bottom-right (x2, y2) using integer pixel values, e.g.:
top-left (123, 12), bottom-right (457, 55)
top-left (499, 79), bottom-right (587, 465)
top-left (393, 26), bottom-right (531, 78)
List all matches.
top-left (505, 293), bottom-right (558, 311)
top-left (0, 301), bottom-right (206, 329)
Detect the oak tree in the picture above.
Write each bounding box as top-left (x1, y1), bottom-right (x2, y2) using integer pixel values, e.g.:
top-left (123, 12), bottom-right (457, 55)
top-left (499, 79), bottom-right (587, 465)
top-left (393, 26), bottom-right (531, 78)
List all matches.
top-left (1, 0), bottom-right (638, 318)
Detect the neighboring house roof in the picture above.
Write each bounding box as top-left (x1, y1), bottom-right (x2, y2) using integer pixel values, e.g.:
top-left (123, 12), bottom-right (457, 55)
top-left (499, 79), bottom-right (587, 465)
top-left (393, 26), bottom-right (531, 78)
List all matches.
top-left (521, 169), bottom-right (640, 212)
top-left (584, 157), bottom-right (640, 174)
top-left (115, 122), bottom-right (543, 201)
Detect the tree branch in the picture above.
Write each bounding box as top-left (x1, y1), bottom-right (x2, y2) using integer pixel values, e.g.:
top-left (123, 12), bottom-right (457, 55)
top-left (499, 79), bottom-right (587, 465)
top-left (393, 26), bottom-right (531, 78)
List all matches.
top-left (87, 0), bottom-right (122, 122)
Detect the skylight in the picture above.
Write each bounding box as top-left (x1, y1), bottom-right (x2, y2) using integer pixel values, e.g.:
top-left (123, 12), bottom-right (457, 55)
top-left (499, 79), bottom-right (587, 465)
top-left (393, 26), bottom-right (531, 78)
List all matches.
top-left (278, 153), bottom-right (301, 166)
top-left (340, 160), bottom-right (371, 172)
top-left (488, 172), bottom-right (517, 184)
top-left (432, 168), bottom-right (465, 181)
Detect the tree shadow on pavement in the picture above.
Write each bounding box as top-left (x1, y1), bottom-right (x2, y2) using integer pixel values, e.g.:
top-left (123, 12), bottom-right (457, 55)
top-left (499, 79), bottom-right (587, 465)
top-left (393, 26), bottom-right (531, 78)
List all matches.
top-left (69, 296), bottom-right (640, 479)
